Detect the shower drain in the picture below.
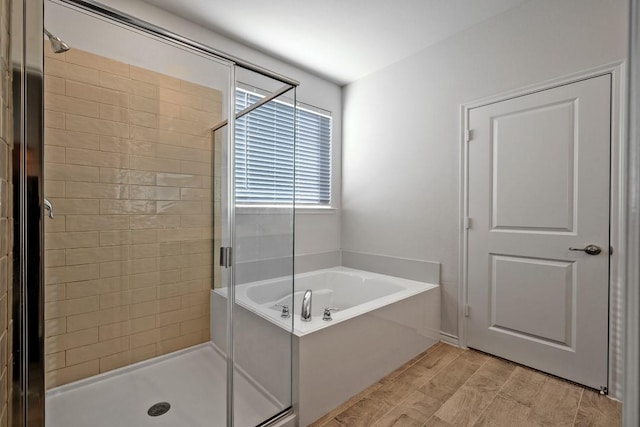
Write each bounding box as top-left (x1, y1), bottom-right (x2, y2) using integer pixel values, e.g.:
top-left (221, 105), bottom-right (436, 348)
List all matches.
top-left (147, 402), bottom-right (171, 417)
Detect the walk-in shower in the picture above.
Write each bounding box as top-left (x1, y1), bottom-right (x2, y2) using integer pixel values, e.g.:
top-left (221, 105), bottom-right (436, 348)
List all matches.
top-left (8, 0), bottom-right (298, 425)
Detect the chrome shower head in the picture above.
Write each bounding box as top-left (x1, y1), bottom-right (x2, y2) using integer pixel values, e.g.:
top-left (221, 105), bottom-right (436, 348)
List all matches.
top-left (44, 28), bottom-right (70, 53)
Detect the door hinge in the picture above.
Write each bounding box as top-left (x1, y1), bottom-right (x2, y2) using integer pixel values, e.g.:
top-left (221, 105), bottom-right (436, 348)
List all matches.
top-left (219, 246), bottom-right (232, 268)
top-left (465, 129), bottom-right (473, 142)
top-left (464, 305), bottom-right (471, 317)
top-left (464, 217), bottom-right (472, 230)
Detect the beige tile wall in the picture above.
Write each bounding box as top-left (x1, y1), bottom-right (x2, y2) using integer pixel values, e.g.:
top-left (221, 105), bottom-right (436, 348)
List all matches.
top-left (43, 47), bottom-right (223, 389)
top-left (0, 0), bottom-right (11, 424)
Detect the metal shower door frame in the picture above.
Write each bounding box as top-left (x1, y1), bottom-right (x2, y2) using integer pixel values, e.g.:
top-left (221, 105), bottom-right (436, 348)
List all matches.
top-left (10, 0), bottom-right (46, 425)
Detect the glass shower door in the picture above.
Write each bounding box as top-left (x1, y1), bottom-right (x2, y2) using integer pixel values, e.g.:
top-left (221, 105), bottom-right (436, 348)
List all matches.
top-left (213, 67), bottom-right (296, 426)
top-left (40, 2), bottom-right (236, 426)
top-left (10, 0), bottom-right (298, 425)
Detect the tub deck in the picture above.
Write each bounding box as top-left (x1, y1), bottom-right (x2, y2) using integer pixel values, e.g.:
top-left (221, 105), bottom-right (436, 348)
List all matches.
top-left (232, 267), bottom-right (439, 336)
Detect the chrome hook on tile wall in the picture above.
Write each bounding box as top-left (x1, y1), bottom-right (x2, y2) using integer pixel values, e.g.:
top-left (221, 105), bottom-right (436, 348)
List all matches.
top-left (44, 199), bottom-right (53, 219)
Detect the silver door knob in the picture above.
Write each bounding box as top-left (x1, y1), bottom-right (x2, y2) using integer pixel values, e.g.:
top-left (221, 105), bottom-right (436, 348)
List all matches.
top-left (569, 244), bottom-right (602, 255)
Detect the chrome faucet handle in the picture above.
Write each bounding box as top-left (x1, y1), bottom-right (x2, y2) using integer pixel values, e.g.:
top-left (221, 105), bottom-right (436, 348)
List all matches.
top-left (275, 304), bottom-right (290, 318)
top-left (322, 307), bottom-right (339, 321)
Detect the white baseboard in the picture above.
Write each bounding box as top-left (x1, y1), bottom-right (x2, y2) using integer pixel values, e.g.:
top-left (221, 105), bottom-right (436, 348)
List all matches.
top-left (440, 331), bottom-right (460, 347)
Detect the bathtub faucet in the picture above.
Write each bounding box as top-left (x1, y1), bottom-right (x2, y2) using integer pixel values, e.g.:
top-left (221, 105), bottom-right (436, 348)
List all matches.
top-left (323, 307), bottom-right (339, 321)
top-left (301, 289), bottom-right (312, 322)
top-left (275, 304), bottom-right (290, 318)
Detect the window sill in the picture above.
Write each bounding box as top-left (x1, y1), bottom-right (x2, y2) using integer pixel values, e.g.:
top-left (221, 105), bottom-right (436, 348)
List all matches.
top-left (235, 205), bottom-right (337, 215)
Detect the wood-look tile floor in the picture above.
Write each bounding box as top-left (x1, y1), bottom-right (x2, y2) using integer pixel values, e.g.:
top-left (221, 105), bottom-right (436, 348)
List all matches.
top-left (310, 342), bottom-right (621, 427)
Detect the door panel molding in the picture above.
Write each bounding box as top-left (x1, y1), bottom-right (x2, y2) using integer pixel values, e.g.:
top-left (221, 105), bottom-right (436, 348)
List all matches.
top-left (458, 61), bottom-right (626, 398)
top-left (489, 254), bottom-right (576, 349)
top-left (490, 100), bottom-right (577, 233)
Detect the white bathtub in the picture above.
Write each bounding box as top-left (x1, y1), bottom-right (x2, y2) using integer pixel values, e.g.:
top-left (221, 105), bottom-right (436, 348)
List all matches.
top-left (211, 267), bottom-right (440, 426)
top-left (233, 267), bottom-right (437, 336)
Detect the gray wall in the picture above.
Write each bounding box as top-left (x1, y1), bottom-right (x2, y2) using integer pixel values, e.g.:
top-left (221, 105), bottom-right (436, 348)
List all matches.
top-left (341, 0), bottom-right (628, 337)
top-left (53, 0), bottom-right (628, 365)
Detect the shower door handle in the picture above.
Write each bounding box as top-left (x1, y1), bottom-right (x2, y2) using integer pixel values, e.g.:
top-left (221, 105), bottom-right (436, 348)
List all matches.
top-left (219, 247), bottom-right (232, 268)
top-left (44, 199), bottom-right (54, 219)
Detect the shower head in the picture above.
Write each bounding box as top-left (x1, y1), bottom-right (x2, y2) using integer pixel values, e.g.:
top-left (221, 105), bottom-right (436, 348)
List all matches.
top-left (44, 28), bottom-right (70, 53)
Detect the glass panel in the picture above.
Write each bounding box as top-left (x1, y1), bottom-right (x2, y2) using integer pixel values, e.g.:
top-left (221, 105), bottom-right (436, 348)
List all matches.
top-left (42, 2), bottom-right (232, 425)
top-left (232, 67), bottom-right (295, 425)
top-left (211, 119), bottom-right (232, 422)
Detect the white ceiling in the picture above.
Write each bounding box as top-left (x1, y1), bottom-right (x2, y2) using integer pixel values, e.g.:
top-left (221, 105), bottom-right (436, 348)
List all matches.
top-left (141, 0), bottom-right (529, 86)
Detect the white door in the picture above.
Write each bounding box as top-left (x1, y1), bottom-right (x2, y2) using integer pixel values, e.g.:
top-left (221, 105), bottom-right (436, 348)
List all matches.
top-left (466, 74), bottom-right (611, 390)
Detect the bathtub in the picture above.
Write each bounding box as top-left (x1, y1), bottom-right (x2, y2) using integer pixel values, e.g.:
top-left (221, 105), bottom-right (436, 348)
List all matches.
top-left (211, 267), bottom-right (440, 426)
top-left (233, 267), bottom-right (437, 336)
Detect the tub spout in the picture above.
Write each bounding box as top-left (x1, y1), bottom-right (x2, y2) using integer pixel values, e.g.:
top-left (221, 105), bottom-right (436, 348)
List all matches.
top-left (301, 290), bottom-right (312, 322)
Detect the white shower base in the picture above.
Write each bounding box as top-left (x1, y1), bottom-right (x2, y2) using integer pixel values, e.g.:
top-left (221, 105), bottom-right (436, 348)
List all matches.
top-left (46, 343), bottom-right (280, 427)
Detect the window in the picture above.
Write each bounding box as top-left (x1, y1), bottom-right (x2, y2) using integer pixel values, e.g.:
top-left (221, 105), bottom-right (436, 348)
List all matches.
top-left (234, 88), bottom-right (332, 206)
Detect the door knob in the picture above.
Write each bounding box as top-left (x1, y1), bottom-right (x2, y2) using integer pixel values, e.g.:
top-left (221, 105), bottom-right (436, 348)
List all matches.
top-left (569, 244), bottom-right (602, 255)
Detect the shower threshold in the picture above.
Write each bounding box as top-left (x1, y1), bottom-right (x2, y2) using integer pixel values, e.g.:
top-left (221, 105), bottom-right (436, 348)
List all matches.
top-left (45, 343), bottom-right (280, 427)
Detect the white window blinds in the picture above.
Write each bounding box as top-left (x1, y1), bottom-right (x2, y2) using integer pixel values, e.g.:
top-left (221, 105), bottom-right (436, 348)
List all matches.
top-left (235, 88), bottom-right (332, 205)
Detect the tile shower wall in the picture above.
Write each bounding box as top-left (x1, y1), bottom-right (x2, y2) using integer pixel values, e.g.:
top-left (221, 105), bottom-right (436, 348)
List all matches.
top-left (0, 0), bottom-right (11, 423)
top-left (43, 47), bottom-right (222, 389)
